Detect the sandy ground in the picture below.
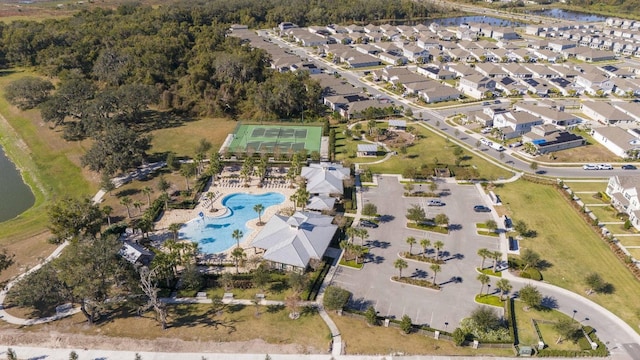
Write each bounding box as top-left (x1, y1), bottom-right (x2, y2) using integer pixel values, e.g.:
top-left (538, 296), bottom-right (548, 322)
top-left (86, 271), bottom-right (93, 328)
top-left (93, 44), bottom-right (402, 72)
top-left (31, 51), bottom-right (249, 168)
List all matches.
top-left (0, 328), bottom-right (317, 354)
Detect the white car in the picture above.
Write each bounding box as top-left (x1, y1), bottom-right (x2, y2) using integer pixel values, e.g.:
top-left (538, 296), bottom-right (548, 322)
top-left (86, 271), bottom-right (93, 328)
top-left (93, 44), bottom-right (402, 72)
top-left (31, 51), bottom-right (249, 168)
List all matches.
top-left (598, 164), bottom-right (613, 170)
top-left (481, 127), bottom-right (492, 134)
top-left (583, 164), bottom-right (598, 170)
top-left (480, 138), bottom-right (492, 146)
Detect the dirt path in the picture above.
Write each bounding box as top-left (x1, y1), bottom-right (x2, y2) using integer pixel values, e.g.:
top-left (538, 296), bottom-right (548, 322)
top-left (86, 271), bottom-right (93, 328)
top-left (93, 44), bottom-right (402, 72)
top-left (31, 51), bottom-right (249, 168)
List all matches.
top-left (0, 328), bottom-right (314, 354)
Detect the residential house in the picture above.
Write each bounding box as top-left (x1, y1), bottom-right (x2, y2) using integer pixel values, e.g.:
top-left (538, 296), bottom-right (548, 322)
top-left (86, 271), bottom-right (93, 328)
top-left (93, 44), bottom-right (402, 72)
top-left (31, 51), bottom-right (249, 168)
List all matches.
top-left (592, 126), bottom-right (640, 158)
top-left (251, 211), bottom-right (338, 272)
top-left (575, 71), bottom-right (614, 95)
top-left (575, 47), bottom-right (617, 62)
top-left (514, 102), bottom-right (582, 128)
top-left (581, 101), bottom-right (635, 126)
top-left (522, 124), bottom-right (586, 154)
top-left (492, 110), bottom-right (543, 139)
top-left (606, 175), bottom-right (640, 230)
top-left (458, 74), bottom-right (496, 99)
top-left (418, 84), bottom-right (461, 103)
top-left (416, 65), bottom-right (456, 80)
top-left (341, 99), bottom-right (394, 120)
top-left (612, 77), bottom-right (640, 97)
top-left (495, 76), bottom-right (527, 96)
top-left (389, 119), bottom-right (407, 130)
top-left (547, 39), bottom-right (577, 53)
top-left (613, 102), bottom-right (640, 122)
top-left (402, 44), bottom-right (431, 63)
top-left (490, 27), bottom-right (519, 40)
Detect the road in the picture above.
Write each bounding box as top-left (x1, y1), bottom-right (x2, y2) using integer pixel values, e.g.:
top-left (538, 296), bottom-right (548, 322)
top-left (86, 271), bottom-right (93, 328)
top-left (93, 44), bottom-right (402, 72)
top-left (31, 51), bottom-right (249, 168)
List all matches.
top-left (261, 31), bottom-right (639, 180)
top-left (261, 30), bottom-right (640, 359)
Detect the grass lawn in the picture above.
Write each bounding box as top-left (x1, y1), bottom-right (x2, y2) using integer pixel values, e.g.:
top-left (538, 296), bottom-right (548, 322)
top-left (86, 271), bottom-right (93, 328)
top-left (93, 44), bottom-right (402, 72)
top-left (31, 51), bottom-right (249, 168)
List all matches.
top-left (365, 124), bottom-right (512, 180)
top-left (618, 236), bottom-right (640, 247)
top-left (514, 301), bottom-right (581, 350)
top-left (330, 313), bottom-right (514, 356)
top-left (207, 284), bottom-right (291, 302)
top-left (588, 205), bottom-right (622, 223)
top-left (15, 304), bottom-right (329, 351)
top-left (562, 181), bottom-right (607, 193)
top-left (339, 259), bottom-right (364, 269)
top-left (626, 248), bottom-right (640, 260)
top-left (475, 294), bottom-right (503, 307)
top-left (0, 69), bottom-right (95, 280)
top-left (497, 180), bottom-right (640, 331)
top-left (150, 118), bottom-right (237, 158)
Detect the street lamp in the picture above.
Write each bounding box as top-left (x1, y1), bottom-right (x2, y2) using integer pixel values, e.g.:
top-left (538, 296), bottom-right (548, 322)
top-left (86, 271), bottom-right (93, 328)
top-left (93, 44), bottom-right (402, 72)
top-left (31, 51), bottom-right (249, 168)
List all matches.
top-left (572, 309), bottom-right (577, 321)
top-left (444, 322), bottom-right (449, 331)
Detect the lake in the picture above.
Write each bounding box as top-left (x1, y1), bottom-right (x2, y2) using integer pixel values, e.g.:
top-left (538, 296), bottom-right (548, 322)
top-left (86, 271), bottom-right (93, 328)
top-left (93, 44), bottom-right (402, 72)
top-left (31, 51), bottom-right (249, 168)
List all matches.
top-left (0, 146), bottom-right (35, 222)
top-left (527, 8), bottom-right (607, 22)
top-left (430, 15), bottom-right (525, 28)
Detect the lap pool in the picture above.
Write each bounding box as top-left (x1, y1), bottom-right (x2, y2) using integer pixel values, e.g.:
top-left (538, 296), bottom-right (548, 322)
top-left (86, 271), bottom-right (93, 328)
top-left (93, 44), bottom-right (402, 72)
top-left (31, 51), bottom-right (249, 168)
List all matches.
top-left (179, 192), bottom-right (285, 254)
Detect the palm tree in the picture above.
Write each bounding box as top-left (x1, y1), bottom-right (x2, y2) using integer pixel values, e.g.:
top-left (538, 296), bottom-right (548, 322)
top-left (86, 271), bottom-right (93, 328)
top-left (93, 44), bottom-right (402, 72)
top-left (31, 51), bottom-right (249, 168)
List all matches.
top-left (353, 244), bottom-right (366, 264)
top-left (420, 238), bottom-right (431, 256)
top-left (231, 247), bottom-right (246, 274)
top-left (157, 176), bottom-right (170, 195)
top-left (133, 200), bottom-right (143, 215)
top-left (346, 227), bottom-right (357, 243)
top-left (434, 240), bottom-right (444, 261)
top-left (495, 278), bottom-right (512, 301)
top-left (394, 258), bottom-right (408, 278)
top-left (168, 223), bottom-right (182, 241)
top-left (232, 229), bottom-right (244, 248)
top-left (180, 163), bottom-right (196, 191)
top-left (253, 203), bottom-right (265, 225)
top-left (491, 250), bottom-right (503, 272)
top-left (406, 236), bottom-right (417, 255)
top-left (120, 196), bottom-right (133, 218)
top-left (102, 205), bottom-right (113, 226)
top-left (477, 273), bottom-right (490, 294)
top-left (142, 186), bottom-right (153, 207)
top-left (477, 248), bottom-right (491, 269)
top-left (358, 228), bottom-right (369, 246)
top-left (430, 264), bottom-right (441, 285)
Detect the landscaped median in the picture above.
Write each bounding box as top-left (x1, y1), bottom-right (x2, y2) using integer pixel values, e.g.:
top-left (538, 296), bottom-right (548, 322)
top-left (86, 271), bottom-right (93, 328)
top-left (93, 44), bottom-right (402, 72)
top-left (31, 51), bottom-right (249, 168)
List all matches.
top-left (391, 275), bottom-right (440, 290)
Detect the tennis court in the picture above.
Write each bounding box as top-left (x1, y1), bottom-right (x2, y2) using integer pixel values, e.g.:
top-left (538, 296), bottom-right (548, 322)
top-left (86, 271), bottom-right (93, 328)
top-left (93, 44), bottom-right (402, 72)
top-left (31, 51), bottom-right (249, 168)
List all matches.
top-left (227, 124), bottom-right (322, 154)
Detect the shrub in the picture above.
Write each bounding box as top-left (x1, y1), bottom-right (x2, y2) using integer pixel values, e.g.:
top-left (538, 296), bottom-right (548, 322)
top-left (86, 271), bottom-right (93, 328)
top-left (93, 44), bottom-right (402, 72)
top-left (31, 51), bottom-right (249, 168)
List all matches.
top-left (521, 268), bottom-right (543, 281)
top-left (624, 219), bottom-right (632, 230)
top-left (400, 314), bottom-right (413, 334)
top-left (452, 327), bottom-right (466, 346)
top-left (323, 286), bottom-right (351, 311)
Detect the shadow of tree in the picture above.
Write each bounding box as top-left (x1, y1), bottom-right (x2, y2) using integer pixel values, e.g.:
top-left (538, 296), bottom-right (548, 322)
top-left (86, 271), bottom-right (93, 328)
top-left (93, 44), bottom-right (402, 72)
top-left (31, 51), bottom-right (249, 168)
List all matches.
top-left (540, 296), bottom-right (558, 310)
top-left (367, 240), bottom-right (390, 249)
top-left (448, 223), bottom-right (463, 231)
top-left (349, 297), bottom-right (373, 311)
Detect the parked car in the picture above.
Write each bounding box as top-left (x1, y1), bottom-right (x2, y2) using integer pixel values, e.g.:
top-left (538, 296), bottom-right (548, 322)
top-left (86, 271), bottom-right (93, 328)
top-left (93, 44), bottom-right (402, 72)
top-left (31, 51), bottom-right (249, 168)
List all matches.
top-left (359, 220), bottom-right (378, 228)
top-left (427, 200), bottom-right (445, 206)
top-left (622, 164), bottom-right (637, 170)
top-left (480, 138), bottom-right (492, 146)
top-left (473, 205), bottom-right (491, 213)
top-left (509, 141), bottom-right (522, 148)
top-left (481, 127), bottom-right (492, 134)
top-left (583, 164), bottom-right (598, 170)
top-left (598, 163), bottom-right (613, 170)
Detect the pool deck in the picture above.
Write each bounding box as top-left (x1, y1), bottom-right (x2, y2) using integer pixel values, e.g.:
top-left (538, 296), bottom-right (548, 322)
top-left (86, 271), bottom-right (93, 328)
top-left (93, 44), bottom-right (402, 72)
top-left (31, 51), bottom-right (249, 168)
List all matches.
top-left (153, 174), bottom-right (297, 258)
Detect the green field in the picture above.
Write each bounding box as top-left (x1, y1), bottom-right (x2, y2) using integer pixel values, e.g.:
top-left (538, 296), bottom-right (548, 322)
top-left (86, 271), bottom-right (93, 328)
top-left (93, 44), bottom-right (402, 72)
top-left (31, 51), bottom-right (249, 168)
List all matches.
top-left (227, 124), bottom-right (322, 154)
top-left (365, 124), bottom-right (512, 180)
top-left (562, 181), bottom-right (607, 193)
top-left (498, 180), bottom-right (640, 331)
top-left (618, 236), bottom-right (640, 247)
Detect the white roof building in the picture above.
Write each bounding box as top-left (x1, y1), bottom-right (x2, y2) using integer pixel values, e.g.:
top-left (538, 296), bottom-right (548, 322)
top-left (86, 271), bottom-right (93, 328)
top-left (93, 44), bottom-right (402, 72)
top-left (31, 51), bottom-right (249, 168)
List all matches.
top-left (301, 163), bottom-right (350, 196)
top-left (251, 211), bottom-right (337, 271)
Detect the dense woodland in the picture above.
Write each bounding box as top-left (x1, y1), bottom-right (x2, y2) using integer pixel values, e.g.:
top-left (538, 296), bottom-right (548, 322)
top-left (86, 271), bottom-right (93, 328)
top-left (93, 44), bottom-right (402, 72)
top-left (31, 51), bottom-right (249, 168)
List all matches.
top-left (1, 0), bottom-right (439, 175)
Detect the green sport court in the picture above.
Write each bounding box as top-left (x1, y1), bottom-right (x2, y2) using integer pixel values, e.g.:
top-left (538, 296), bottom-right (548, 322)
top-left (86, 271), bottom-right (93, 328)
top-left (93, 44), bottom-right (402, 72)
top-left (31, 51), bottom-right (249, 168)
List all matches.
top-left (227, 124), bottom-right (322, 154)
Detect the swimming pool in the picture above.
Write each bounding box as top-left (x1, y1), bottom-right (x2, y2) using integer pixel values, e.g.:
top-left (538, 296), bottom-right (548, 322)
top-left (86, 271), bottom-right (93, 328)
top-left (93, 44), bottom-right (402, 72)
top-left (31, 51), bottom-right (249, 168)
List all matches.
top-left (179, 192), bottom-right (285, 254)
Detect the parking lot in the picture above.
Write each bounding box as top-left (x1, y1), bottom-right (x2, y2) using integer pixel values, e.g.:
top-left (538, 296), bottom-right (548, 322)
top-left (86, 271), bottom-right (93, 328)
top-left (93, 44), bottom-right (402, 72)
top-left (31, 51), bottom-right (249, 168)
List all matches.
top-left (330, 176), bottom-right (501, 329)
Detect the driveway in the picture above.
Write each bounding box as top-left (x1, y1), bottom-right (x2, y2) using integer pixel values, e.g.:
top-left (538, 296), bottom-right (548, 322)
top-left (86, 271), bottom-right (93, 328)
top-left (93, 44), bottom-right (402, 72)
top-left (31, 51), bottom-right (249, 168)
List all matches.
top-left (330, 176), bottom-right (501, 329)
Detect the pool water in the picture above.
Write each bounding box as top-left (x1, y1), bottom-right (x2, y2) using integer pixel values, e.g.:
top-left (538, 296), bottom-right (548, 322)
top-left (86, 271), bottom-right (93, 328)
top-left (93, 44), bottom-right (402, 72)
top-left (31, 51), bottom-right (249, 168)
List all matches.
top-left (179, 192), bottom-right (285, 254)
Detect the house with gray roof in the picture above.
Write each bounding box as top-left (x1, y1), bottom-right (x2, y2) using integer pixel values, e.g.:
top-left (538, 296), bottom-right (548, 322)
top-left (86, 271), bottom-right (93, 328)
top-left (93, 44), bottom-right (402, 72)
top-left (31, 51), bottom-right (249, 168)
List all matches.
top-left (514, 103), bottom-right (582, 128)
top-left (606, 175), bottom-right (640, 230)
top-left (581, 101), bottom-right (635, 127)
top-left (591, 126), bottom-right (640, 158)
top-left (251, 211), bottom-right (337, 272)
top-left (522, 124), bottom-right (585, 154)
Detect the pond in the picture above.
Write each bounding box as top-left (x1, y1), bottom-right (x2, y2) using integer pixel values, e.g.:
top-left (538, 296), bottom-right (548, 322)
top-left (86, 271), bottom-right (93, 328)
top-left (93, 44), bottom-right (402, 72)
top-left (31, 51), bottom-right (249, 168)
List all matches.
top-left (0, 146), bottom-right (35, 222)
top-left (527, 8), bottom-right (607, 22)
top-left (429, 15), bottom-right (525, 28)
